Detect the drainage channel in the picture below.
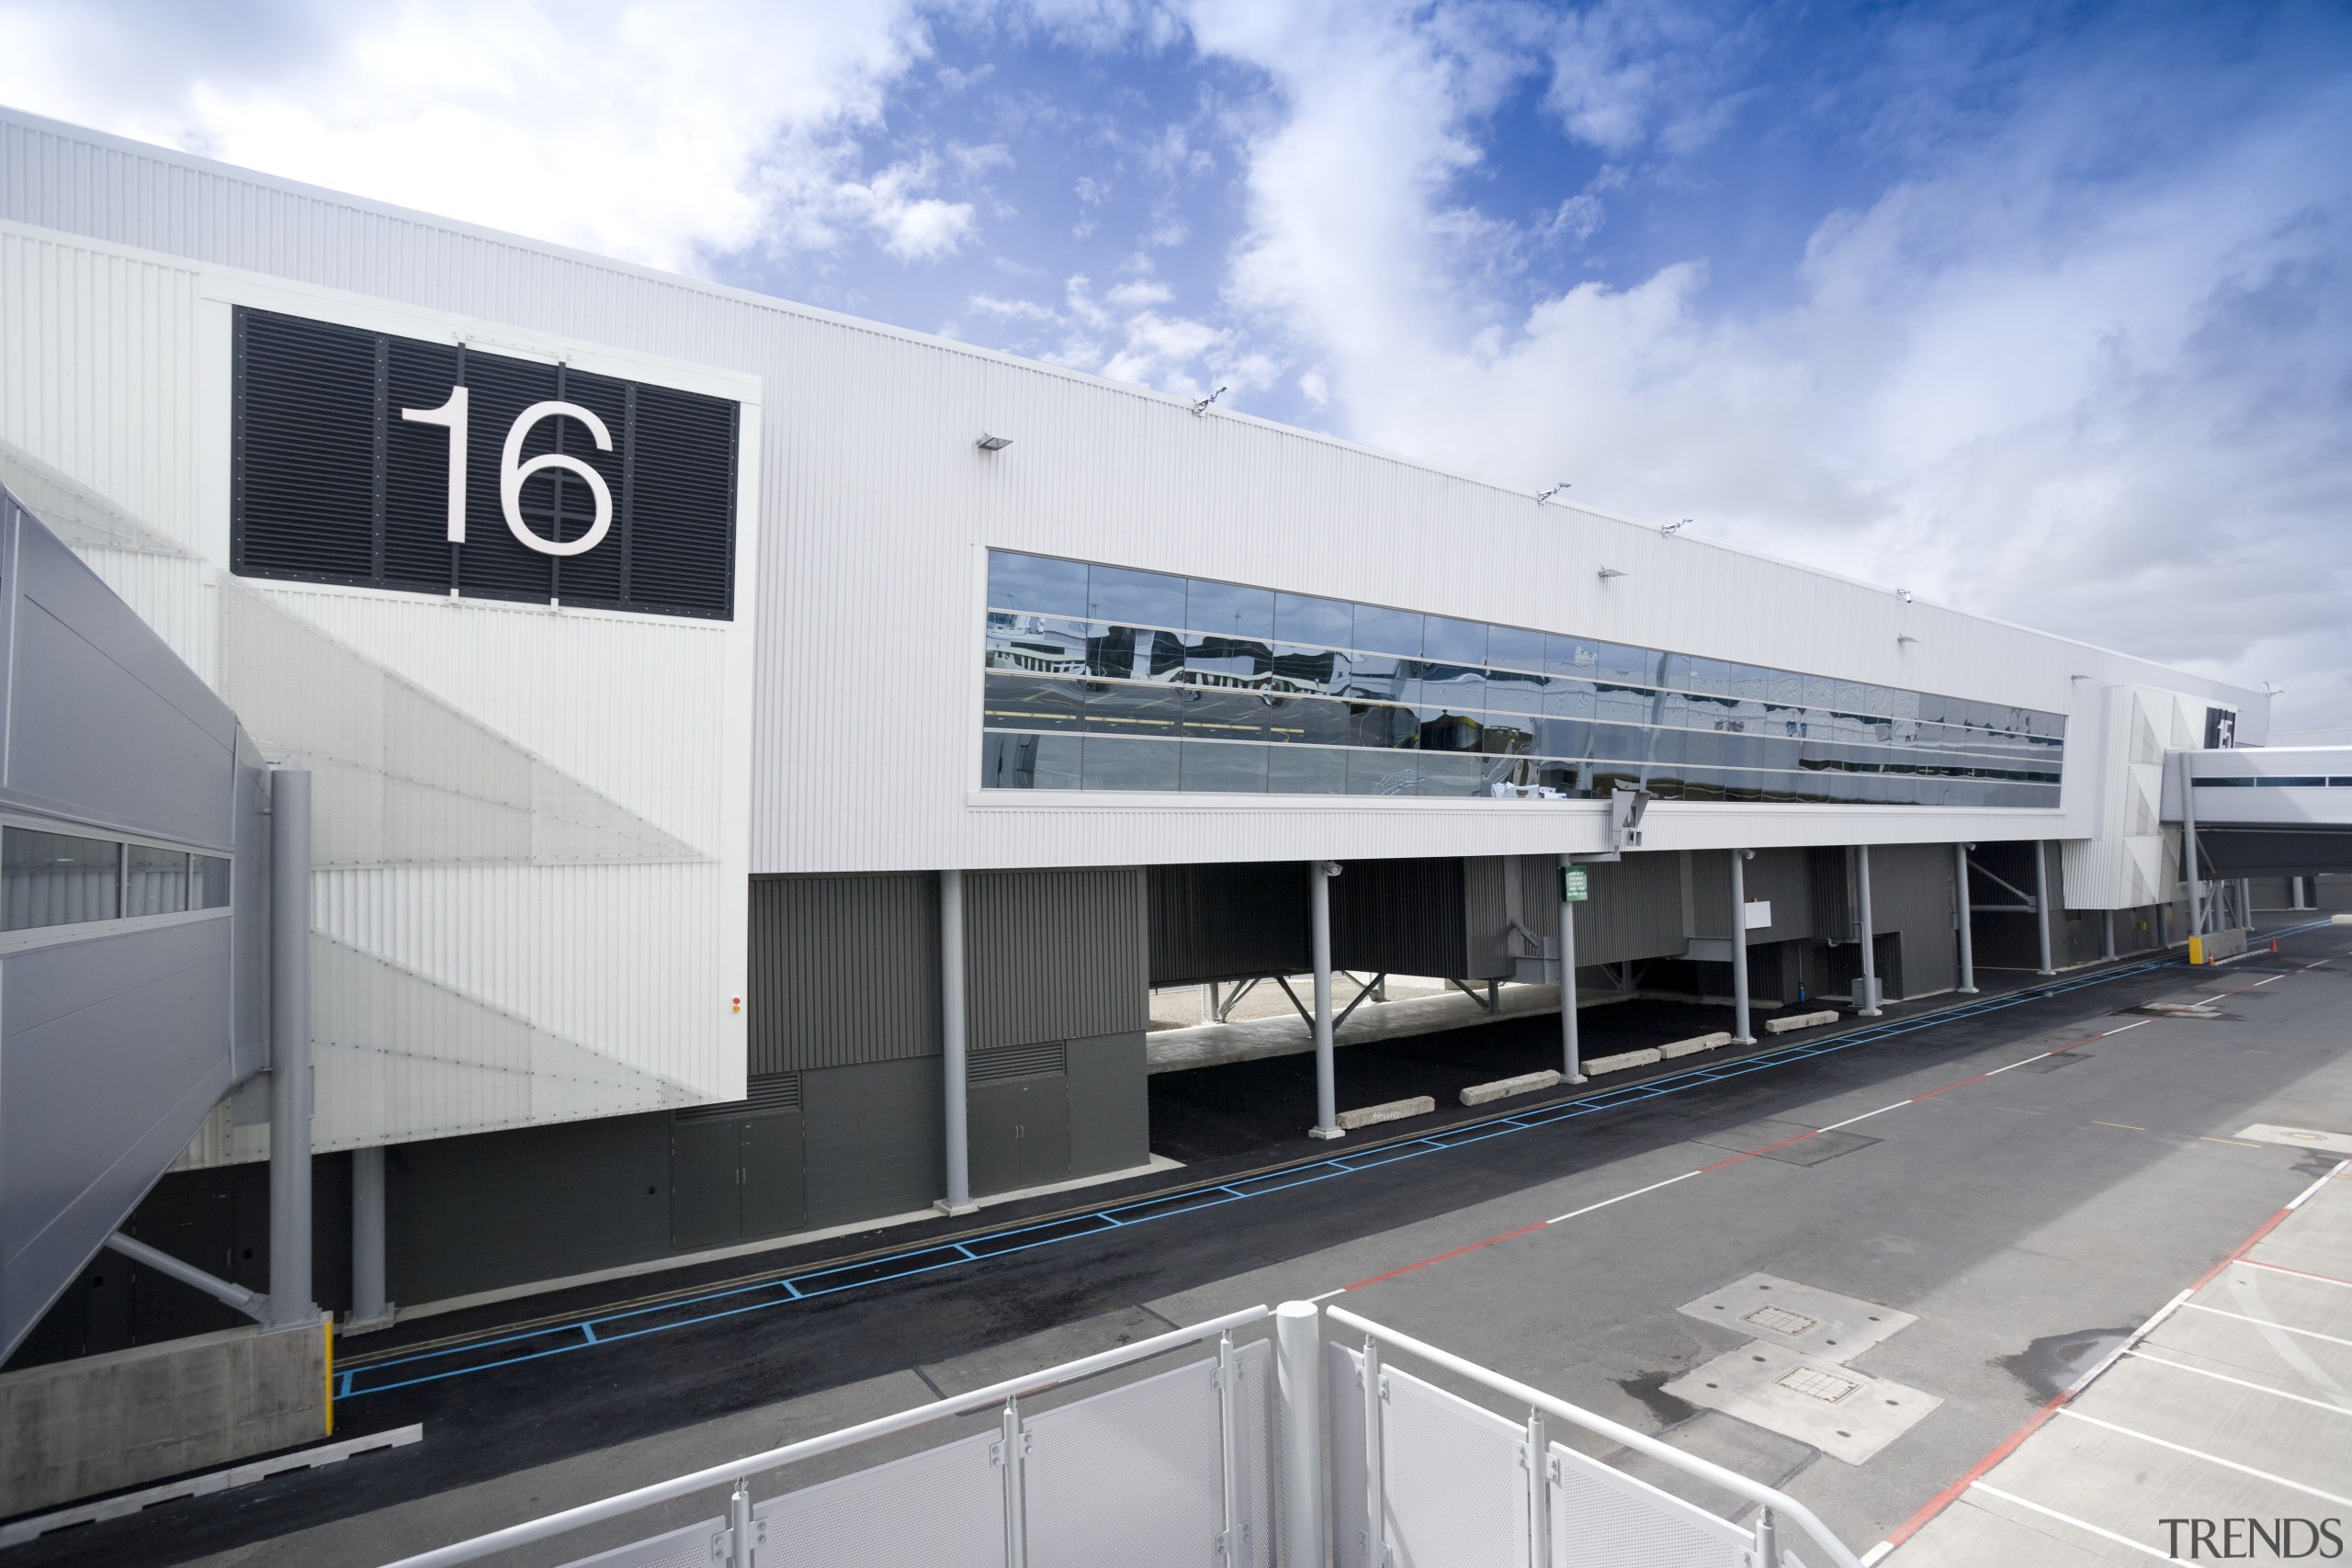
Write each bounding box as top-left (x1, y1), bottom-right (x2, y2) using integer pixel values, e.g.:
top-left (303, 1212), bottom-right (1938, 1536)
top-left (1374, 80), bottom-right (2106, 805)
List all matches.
top-left (335, 947), bottom-right (2251, 1401)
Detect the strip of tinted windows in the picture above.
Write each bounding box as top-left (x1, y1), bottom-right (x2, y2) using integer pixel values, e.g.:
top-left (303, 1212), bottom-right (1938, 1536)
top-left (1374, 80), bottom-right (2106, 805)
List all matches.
top-left (2, 827), bottom-right (231, 933)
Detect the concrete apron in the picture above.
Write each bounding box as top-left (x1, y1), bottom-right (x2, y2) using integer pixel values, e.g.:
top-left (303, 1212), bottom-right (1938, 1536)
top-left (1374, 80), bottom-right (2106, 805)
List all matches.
top-left (0, 1315), bottom-right (331, 1516)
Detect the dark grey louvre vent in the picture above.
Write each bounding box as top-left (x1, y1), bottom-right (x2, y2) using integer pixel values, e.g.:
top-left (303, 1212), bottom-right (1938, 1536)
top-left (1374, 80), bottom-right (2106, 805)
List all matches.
top-left (232, 306), bottom-right (736, 619)
top-left (968, 1042), bottom-right (1067, 1083)
top-left (675, 1073), bottom-right (801, 1122)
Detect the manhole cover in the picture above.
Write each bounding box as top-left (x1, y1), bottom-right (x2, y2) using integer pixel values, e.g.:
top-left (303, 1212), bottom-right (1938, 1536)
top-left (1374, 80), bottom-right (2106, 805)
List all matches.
top-left (1775, 1366), bottom-right (1860, 1403)
top-left (1743, 1304), bottom-right (1821, 1337)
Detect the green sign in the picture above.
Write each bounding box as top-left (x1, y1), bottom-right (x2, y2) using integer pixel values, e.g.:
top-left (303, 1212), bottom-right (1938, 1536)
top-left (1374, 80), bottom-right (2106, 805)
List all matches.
top-left (1560, 865), bottom-right (1589, 902)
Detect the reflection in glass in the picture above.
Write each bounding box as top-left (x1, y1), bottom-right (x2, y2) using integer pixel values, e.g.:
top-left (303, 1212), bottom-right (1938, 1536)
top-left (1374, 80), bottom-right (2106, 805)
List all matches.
top-left (1268, 746), bottom-right (1349, 795)
top-left (985, 612), bottom-right (1094, 674)
top-left (1186, 579), bottom-right (1274, 639)
top-left (984, 673), bottom-right (1085, 730)
top-left (1273, 592), bottom-right (1352, 648)
top-left (1416, 753), bottom-right (1482, 797)
top-left (1081, 735), bottom-right (1181, 791)
top-left (1084, 682), bottom-right (1187, 738)
top-left (4, 828), bottom-right (120, 931)
top-left (1487, 624), bottom-right (1544, 673)
top-left (987, 551), bottom-right (1089, 615)
top-left (126, 845), bottom-right (188, 917)
top-left (1182, 633), bottom-right (1272, 687)
top-left (1347, 750), bottom-right (1417, 795)
top-left (197, 855), bottom-right (232, 909)
top-left (1352, 604), bottom-right (1423, 657)
top-left (1088, 564), bottom-right (1187, 627)
top-left (1181, 689), bottom-right (1281, 742)
top-left (1182, 741), bottom-right (1270, 793)
top-left (982, 732), bottom-right (1081, 789)
top-left (1421, 615), bottom-right (1487, 665)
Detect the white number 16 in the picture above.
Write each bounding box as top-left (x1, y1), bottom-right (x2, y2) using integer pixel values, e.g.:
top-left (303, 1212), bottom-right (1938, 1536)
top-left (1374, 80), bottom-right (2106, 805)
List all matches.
top-left (400, 387), bottom-right (615, 558)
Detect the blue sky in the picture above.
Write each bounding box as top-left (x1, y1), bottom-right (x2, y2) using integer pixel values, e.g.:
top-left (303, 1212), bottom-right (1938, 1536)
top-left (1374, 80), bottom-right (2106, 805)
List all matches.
top-left (5, 0), bottom-right (2350, 724)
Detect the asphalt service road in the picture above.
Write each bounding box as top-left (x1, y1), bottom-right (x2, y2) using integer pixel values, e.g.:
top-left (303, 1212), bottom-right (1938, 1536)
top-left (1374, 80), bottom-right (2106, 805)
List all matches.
top-left (15, 923), bottom-right (2350, 1568)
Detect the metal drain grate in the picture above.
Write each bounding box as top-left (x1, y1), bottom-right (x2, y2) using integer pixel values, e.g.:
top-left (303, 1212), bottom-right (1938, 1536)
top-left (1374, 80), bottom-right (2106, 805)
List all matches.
top-left (1775, 1366), bottom-right (1860, 1403)
top-left (1743, 1304), bottom-right (1821, 1337)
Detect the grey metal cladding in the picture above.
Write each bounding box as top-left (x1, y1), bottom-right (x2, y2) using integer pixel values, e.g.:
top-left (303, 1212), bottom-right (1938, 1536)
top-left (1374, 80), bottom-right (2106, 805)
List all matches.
top-left (385, 1115), bottom-right (671, 1305)
top-left (799, 1056), bottom-right (944, 1229)
top-left (748, 874), bottom-right (942, 1073)
top-left (1459, 856), bottom-right (1512, 978)
top-left (1, 919), bottom-right (236, 1354)
top-left (1680, 847), bottom-right (1813, 944)
top-left (1809, 846), bottom-right (1853, 942)
top-left (1, 489), bottom-right (239, 847)
top-left (1330, 857), bottom-right (1467, 976)
top-left (1862, 841), bottom-right (1959, 996)
top-left (1147, 861), bottom-right (1307, 985)
top-left (1573, 852), bottom-right (1687, 967)
top-left (964, 868), bottom-right (1148, 1052)
top-left (1066, 1032), bottom-right (1148, 1179)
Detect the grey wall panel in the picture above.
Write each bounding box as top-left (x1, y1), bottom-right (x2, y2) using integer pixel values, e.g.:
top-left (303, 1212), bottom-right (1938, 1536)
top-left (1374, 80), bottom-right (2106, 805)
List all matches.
top-left (748, 873), bottom-right (941, 1073)
top-left (385, 1116), bottom-right (670, 1306)
top-left (2, 920), bottom-right (238, 1348)
top-left (1460, 857), bottom-right (1512, 979)
top-left (1866, 840), bottom-right (1959, 997)
top-left (1148, 862), bottom-right (1307, 985)
top-left (800, 1055), bottom-right (944, 1229)
top-left (1810, 847), bottom-right (1852, 942)
top-left (965, 868), bottom-right (1148, 1052)
top-left (1331, 857), bottom-right (1467, 977)
top-left (1067, 1032), bottom-right (1148, 1179)
top-left (2, 505), bottom-right (238, 848)
top-left (1510, 850), bottom-right (1688, 966)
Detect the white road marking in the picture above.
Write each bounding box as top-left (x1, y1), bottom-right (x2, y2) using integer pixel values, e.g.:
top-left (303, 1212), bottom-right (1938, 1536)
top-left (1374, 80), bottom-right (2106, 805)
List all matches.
top-left (1544, 1169), bottom-right (1703, 1225)
top-left (2121, 1349), bottom-right (2352, 1416)
top-left (2054, 1408), bottom-right (2352, 1509)
top-left (2239, 1258), bottom-right (2352, 1290)
top-left (1968, 1482), bottom-right (2176, 1562)
top-left (2178, 1302), bottom-right (2352, 1348)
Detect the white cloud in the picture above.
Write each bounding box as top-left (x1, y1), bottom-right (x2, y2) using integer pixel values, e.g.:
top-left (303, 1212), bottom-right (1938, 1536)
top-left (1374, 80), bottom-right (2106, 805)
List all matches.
top-left (0, 0), bottom-right (934, 272)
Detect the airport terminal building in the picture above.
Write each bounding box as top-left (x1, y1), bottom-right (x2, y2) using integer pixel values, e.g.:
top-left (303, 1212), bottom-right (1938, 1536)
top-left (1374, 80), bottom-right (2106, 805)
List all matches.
top-left (0, 109), bottom-right (2282, 1364)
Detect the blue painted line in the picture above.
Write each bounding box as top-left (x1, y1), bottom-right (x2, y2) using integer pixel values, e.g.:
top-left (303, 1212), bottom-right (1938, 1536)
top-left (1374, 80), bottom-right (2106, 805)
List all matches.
top-left (338, 945), bottom-right (2296, 1401)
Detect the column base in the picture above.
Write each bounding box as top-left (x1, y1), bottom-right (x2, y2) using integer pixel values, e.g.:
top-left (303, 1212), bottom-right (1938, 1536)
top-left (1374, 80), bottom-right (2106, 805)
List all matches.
top-left (1730, 1037), bottom-right (1756, 1048)
top-left (1956, 987), bottom-right (1980, 995)
top-left (341, 1308), bottom-right (398, 1337)
top-left (1565, 1073), bottom-right (1588, 1086)
top-left (934, 1200), bottom-right (980, 1216)
top-left (1858, 1008), bottom-right (1883, 1018)
top-left (1306, 1125), bottom-right (1347, 1141)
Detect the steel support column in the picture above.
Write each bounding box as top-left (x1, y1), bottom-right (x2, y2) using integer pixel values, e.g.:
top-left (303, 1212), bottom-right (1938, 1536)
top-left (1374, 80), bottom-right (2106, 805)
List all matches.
top-left (1854, 844), bottom-right (1882, 1017)
top-left (1276, 1302), bottom-right (1324, 1568)
top-left (351, 1144), bottom-right (388, 1325)
top-left (2179, 750), bottom-right (2206, 939)
top-left (1558, 852), bottom-right (1584, 1082)
top-left (2033, 841), bottom-right (2056, 976)
top-left (2101, 908), bottom-right (2116, 961)
top-left (1308, 862), bottom-right (1342, 1139)
top-left (266, 768), bottom-right (316, 1330)
top-left (939, 869), bottom-right (976, 1213)
top-left (1729, 850), bottom-right (1754, 1045)
top-left (1954, 843), bottom-right (1977, 994)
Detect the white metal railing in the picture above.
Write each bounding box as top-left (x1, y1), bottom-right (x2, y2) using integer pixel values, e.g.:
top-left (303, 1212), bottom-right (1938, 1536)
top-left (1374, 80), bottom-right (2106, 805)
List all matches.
top-left (1328, 1305), bottom-right (1865, 1568)
top-left (376, 1303), bottom-right (1271, 1568)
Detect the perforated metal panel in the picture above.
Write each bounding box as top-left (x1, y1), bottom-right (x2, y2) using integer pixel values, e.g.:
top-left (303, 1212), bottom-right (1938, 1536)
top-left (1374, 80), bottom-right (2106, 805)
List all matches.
top-left (1379, 1363), bottom-right (1530, 1568)
top-left (754, 1428), bottom-right (1004, 1566)
top-left (559, 1516), bottom-right (723, 1568)
top-left (1024, 1351), bottom-right (1234, 1568)
top-left (1329, 1343), bottom-right (1370, 1568)
top-left (1546, 1440), bottom-right (1749, 1568)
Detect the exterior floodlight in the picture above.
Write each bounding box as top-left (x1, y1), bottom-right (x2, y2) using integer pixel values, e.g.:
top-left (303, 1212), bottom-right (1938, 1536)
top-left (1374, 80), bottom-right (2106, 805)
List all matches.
top-left (1663, 519), bottom-right (1687, 535)
top-left (975, 434), bottom-right (1012, 452)
top-left (1896, 633), bottom-right (1920, 645)
top-left (1536, 483), bottom-right (1571, 503)
top-left (1192, 387), bottom-right (1227, 416)
top-left (1598, 566), bottom-right (1626, 580)
top-left (1894, 587), bottom-right (1914, 603)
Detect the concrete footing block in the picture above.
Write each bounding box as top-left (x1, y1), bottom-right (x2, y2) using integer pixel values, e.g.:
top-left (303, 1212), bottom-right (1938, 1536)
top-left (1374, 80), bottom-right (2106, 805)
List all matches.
top-left (2333, 914), bottom-right (2352, 927)
top-left (1337, 1095), bottom-right (1436, 1131)
top-left (1585, 1047), bottom-right (1662, 1075)
top-left (1659, 1031), bottom-right (1735, 1059)
top-left (1460, 1069), bottom-right (1564, 1106)
top-left (1764, 1010), bottom-right (1839, 1035)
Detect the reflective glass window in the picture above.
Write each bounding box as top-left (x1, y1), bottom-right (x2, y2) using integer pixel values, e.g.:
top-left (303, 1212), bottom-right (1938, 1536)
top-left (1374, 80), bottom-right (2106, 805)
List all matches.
top-left (1544, 634), bottom-right (1600, 675)
top-left (1270, 644), bottom-right (1349, 696)
top-left (1484, 668), bottom-right (1548, 717)
top-left (1182, 690), bottom-right (1281, 743)
top-left (987, 550), bottom-right (1088, 615)
top-left (1545, 681), bottom-right (1597, 720)
top-left (1687, 657), bottom-right (1730, 696)
top-left (126, 845), bottom-right (188, 917)
top-left (1269, 746), bottom-right (1349, 795)
top-left (1487, 625), bottom-right (1545, 673)
top-left (1181, 741), bottom-right (1269, 793)
top-left (982, 732), bottom-right (1080, 790)
top-left (1080, 735), bottom-right (1181, 791)
top-left (4, 827), bottom-right (120, 931)
top-left (1273, 592), bottom-right (1352, 648)
top-left (1088, 565), bottom-right (1187, 627)
top-left (1418, 664), bottom-right (1487, 712)
top-left (1421, 615), bottom-right (1487, 665)
top-left (1182, 632), bottom-right (1271, 687)
top-left (987, 613), bottom-right (1095, 675)
top-left (1186, 579), bottom-right (1274, 639)
top-left (1341, 654), bottom-right (1409, 705)
top-left (1272, 695), bottom-right (1359, 747)
top-left (1347, 750), bottom-right (1418, 795)
top-left (197, 854), bottom-right (232, 909)
top-left (1090, 626), bottom-right (1188, 682)
top-left (1594, 643), bottom-right (1654, 683)
top-left (1418, 709), bottom-right (1484, 753)
top-left (1083, 682), bottom-right (1186, 739)
top-left (1353, 604), bottom-right (1423, 657)
top-left (1591, 724), bottom-right (1648, 762)
top-left (1350, 703), bottom-right (1424, 750)
top-left (984, 673), bottom-right (1086, 731)
top-left (1416, 753), bottom-right (1482, 797)
top-left (1481, 716), bottom-right (1535, 756)
top-left (1536, 717), bottom-right (1592, 759)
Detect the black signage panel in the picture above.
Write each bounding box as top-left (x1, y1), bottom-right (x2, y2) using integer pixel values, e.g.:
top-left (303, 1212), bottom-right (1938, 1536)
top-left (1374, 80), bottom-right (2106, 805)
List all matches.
top-left (232, 307), bottom-right (737, 619)
top-left (2205, 705), bottom-right (2237, 749)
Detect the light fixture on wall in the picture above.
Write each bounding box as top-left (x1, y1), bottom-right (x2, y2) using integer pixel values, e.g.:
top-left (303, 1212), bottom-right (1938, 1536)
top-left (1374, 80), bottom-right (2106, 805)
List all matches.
top-left (1663, 519), bottom-right (1688, 535)
top-left (1894, 588), bottom-right (1914, 603)
top-left (1598, 566), bottom-right (1627, 580)
top-left (1896, 633), bottom-right (1920, 645)
top-left (1191, 387), bottom-right (1227, 416)
top-left (975, 434), bottom-right (1012, 452)
top-left (1536, 483), bottom-right (1571, 503)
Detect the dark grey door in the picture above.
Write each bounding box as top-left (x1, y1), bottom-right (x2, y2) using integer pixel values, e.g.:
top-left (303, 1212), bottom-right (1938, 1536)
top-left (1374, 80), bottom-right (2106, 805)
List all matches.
top-left (740, 1112), bottom-right (807, 1239)
top-left (1017, 1077), bottom-right (1070, 1190)
top-left (968, 1077), bottom-right (1070, 1197)
top-left (670, 1120), bottom-right (742, 1249)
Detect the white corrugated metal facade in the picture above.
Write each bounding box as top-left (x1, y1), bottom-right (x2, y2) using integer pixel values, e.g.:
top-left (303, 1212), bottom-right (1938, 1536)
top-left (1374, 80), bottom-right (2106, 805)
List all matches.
top-left (0, 107), bottom-right (2261, 1155)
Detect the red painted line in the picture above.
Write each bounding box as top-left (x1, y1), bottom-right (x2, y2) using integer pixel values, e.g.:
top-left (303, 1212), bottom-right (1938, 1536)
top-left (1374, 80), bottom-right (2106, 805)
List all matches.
top-left (1340, 1221), bottom-right (1554, 1292)
top-left (1884, 1190), bottom-right (2312, 1549)
top-left (2240, 1259), bottom-right (2352, 1290)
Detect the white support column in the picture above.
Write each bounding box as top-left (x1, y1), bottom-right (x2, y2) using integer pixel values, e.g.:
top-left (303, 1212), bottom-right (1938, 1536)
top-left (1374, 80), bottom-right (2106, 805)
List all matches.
top-left (1854, 844), bottom-right (1882, 1017)
top-left (1729, 850), bottom-right (1754, 1045)
top-left (266, 767), bottom-right (316, 1330)
top-left (2033, 841), bottom-right (2056, 976)
top-left (2292, 875), bottom-right (2309, 910)
top-left (2179, 750), bottom-right (2206, 939)
top-left (1275, 1302), bottom-right (1325, 1568)
top-left (1558, 853), bottom-right (1584, 1082)
top-left (350, 1145), bottom-right (388, 1326)
top-left (939, 869), bottom-right (976, 1213)
top-left (1954, 843), bottom-right (1977, 995)
top-left (1308, 863), bottom-right (1343, 1139)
